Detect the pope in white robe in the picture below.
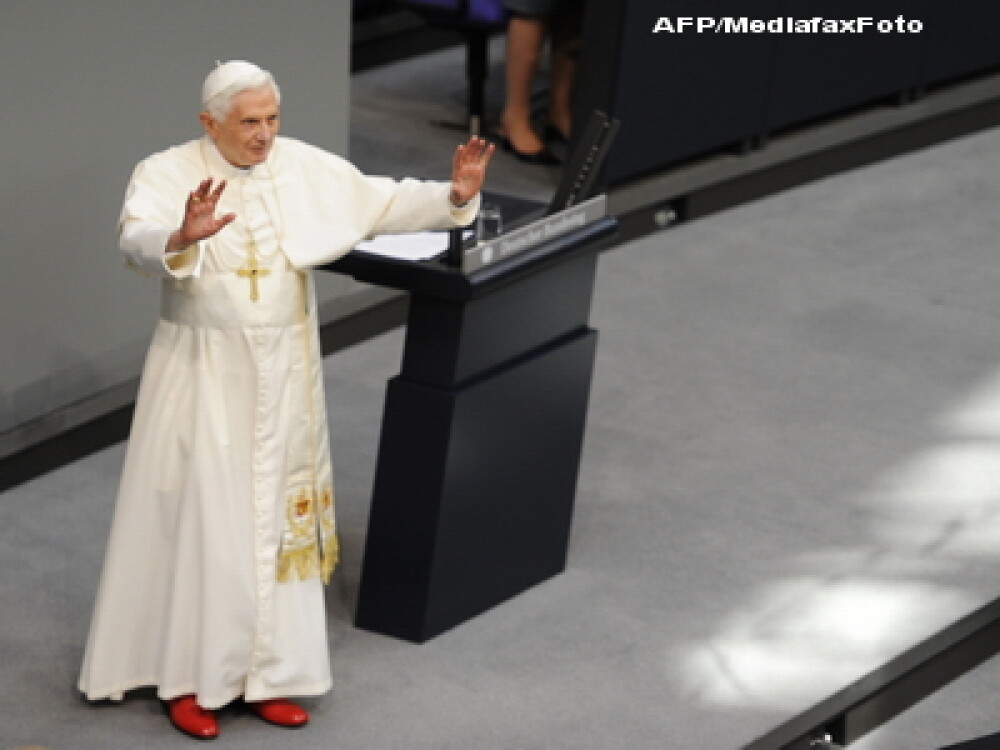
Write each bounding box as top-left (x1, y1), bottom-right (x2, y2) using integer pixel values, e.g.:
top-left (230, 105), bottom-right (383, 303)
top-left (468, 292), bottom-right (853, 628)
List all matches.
top-left (78, 60), bottom-right (492, 737)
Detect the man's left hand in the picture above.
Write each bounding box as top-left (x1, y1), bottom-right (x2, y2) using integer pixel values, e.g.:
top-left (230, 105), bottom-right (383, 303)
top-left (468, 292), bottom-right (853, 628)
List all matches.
top-left (449, 137), bottom-right (496, 207)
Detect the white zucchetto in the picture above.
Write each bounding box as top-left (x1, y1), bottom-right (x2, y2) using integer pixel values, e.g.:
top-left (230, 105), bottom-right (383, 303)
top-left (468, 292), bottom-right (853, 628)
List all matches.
top-left (201, 60), bottom-right (267, 109)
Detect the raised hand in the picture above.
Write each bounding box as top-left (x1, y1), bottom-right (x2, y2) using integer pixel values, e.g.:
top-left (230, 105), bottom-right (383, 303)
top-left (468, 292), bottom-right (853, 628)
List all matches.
top-left (449, 137), bottom-right (495, 207)
top-left (167, 178), bottom-right (237, 253)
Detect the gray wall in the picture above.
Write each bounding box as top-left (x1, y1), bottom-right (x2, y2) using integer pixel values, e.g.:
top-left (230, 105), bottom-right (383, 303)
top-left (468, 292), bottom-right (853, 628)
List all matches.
top-left (0, 2), bottom-right (354, 441)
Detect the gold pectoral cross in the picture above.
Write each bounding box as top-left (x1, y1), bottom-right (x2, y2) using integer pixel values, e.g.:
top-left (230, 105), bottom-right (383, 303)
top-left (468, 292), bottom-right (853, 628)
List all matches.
top-left (236, 246), bottom-right (271, 302)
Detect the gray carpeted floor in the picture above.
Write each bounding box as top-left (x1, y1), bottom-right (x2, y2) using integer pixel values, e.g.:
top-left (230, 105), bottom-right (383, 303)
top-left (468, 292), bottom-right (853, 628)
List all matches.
top-left (5, 40), bottom-right (1000, 750)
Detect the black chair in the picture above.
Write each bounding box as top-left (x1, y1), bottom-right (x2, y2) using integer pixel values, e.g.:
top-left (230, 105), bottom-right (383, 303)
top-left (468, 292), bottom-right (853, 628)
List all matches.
top-left (395, 0), bottom-right (508, 134)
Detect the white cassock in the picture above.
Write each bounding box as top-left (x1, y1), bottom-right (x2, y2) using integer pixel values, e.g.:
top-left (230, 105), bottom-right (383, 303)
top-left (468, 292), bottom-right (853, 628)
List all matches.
top-left (79, 135), bottom-right (479, 709)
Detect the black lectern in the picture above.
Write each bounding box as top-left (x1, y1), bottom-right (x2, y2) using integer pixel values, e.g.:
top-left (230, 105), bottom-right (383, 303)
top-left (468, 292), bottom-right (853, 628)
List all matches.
top-left (327, 199), bottom-right (617, 642)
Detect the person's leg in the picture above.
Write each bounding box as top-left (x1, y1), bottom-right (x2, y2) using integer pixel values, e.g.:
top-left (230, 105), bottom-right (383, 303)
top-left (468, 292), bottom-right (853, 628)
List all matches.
top-left (500, 14), bottom-right (549, 155)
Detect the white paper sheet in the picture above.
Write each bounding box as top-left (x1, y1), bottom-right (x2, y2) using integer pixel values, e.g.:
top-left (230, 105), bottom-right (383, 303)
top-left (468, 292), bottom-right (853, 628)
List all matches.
top-left (355, 231), bottom-right (472, 261)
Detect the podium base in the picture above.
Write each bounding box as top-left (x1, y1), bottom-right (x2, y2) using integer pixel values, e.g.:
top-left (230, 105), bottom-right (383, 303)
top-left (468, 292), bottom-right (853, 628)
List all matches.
top-left (355, 328), bottom-right (597, 642)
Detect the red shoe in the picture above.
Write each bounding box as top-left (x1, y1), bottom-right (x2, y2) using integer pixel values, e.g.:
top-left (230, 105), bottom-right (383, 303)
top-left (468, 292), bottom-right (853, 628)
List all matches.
top-left (167, 695), bottom-right (219, 740)
top-left (248, 698), bottom-right (309, 728)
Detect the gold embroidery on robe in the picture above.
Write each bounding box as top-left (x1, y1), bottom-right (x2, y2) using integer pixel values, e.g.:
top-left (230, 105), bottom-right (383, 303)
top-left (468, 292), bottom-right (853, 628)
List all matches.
top-left (277, 485), bottom-right (338, 584)
top-left (318, 487), bottom-right (339, 584)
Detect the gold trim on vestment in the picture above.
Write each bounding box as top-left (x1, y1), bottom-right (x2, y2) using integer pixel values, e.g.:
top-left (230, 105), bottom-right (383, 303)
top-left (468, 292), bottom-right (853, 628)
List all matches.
top-left (277, 486), bottom-right (338, 584)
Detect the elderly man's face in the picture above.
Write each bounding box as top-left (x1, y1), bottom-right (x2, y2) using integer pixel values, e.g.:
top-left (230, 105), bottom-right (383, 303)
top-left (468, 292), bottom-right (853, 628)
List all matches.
top-left (201, 86), bottom-right (280, 167)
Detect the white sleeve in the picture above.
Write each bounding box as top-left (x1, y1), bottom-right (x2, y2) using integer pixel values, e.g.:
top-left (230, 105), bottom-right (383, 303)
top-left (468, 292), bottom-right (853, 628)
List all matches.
top-left (359, 177), bottom-right (481, 238)
top-left (314, 147), bottom-right (480, 238)
top-left (119, 221), bottom-right (205, 279)
top-left (117, 159), bottom-right (206, 279)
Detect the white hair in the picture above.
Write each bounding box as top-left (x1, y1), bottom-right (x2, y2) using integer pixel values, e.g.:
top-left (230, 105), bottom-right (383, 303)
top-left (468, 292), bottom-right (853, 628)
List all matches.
top-left (201, 61), bottom-right (281, 121)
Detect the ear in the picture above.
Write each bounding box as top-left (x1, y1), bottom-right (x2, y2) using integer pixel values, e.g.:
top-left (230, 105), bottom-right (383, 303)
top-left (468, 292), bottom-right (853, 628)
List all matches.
top-left (199, 111), bottom-right (218, 139)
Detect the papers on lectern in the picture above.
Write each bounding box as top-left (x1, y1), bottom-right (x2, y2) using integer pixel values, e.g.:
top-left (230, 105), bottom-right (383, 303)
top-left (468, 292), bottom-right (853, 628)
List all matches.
top-left (356, 231), bottom-right (473, 261)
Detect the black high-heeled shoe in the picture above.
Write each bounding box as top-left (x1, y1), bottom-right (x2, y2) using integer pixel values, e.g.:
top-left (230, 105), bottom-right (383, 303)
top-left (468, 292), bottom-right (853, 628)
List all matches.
top-left (544, 123), bottom-right (570, 146)
top-left (499, 137), bottom-right (562, 166)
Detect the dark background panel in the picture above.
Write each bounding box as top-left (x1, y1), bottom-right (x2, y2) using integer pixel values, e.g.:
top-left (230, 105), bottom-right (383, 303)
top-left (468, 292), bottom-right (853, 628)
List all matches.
top-left (919, 1), bottom-right (1000, 87)
top-left (598, 0), bottom-right (778, 184)
top-left (582, 0), bottom-right (1000, 188)
top-left (764, 0), bottom-right (927, 133)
